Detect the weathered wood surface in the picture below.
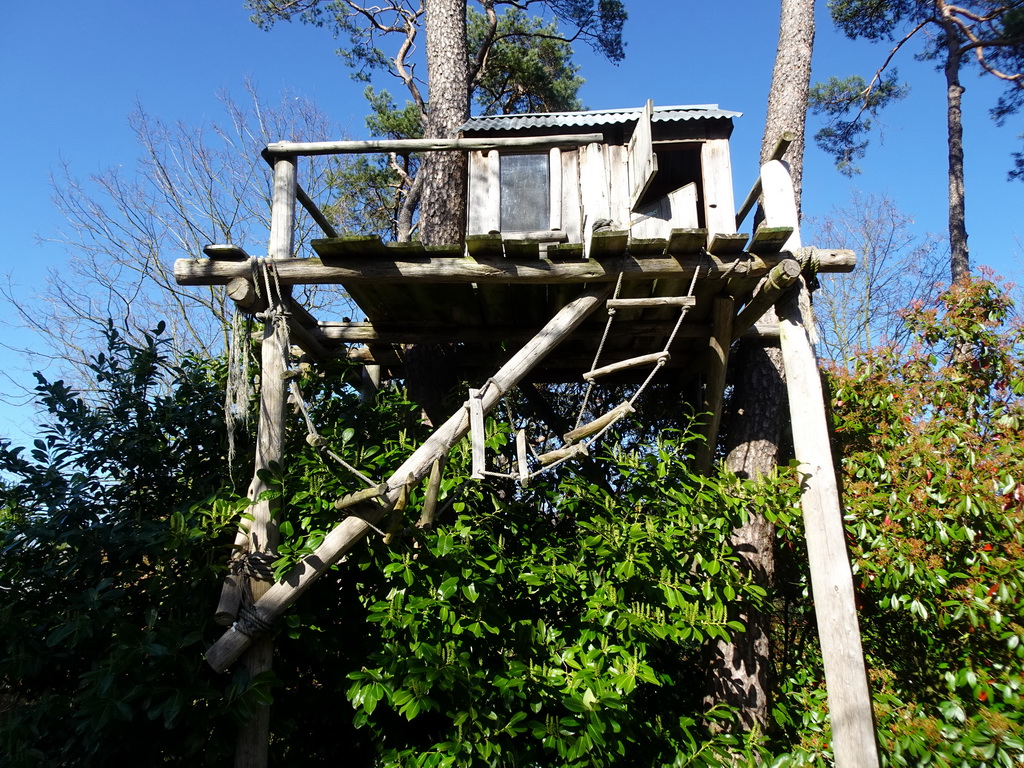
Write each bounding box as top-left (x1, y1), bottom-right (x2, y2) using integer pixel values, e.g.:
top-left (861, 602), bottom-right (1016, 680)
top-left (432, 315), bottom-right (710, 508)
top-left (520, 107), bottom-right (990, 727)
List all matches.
top-left (268, 156), bottom-right (296, 260)
top-left (701, 138), bottom-right (737, 242)
top-left (627, 100), bottom-right (657, 210)
top-left (538, 441), bottom-right (589, 466)
top-left (606, 296), bottom-right (696, 310)
top-left (748, 226), bottom-right (795, 253)
top-left (235, 154), bottom-right (296, 768)
top-left (563, 401), bottom-right (634, 444)
top-left (707, 232), bottom-right (749, 255)
top-left (731, 258), bottom-right (802, 342)
top-left (779, 287), bottom-right (881, 767)
top-left (694, 296), bottom-right (734, 474)
top-left (204, 287), bottom-right (610, 673)
top-left (176, 247), bottom-right (855, 287)
top-left (770, 159), bottom-right (880, 767)
top-left (735, 130), bottom-right (793, 228)
top-left (317, 320), bottom-right (715, 344)
top-left (468, 388), bottom-right (486, 480)
top-left (205, 244), bottom-right (251, 261)
top-left (667, 227), bottom-right (709, 254)
top-left (265, 133), bottom-right (606, 156)
top-left (760, 160), bottom-right (802, 253)
top-left (583, 351), bottom-right (668, 382)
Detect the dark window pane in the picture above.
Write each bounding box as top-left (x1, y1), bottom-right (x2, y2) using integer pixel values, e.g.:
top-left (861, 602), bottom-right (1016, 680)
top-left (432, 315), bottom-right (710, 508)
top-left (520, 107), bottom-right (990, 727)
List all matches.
top-left (500, 154), bottom-right (548, 231)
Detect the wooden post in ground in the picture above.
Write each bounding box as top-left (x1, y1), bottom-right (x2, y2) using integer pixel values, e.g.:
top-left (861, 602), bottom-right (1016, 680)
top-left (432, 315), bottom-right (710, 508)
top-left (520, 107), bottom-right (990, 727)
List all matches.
top-left (204, 285), bottom-right (610, 673)
top-left (234, 155), bottom-right (296, 768)
top-left (762, 158), bottom-right (879, 767)
top-left (778, 285), bottom-right (880, 767)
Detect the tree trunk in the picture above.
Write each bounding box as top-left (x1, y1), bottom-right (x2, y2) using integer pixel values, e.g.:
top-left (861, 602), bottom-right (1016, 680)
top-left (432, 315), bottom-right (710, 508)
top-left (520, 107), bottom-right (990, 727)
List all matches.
top-left (762, 0), bottom-right (815, 215)
top-left (420, 0), bottom-right (469, 246)
top-left (943, 22), bottom-right (969, 283)
top-left (705, 343), bottom-right (787, 729)
top-left (704, 0), bottom-right (814, 731)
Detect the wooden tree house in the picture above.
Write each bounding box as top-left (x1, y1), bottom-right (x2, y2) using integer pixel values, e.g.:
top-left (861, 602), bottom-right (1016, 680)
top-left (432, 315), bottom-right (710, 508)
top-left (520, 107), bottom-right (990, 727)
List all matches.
top-left (175, 102), bottom-right (880, 767)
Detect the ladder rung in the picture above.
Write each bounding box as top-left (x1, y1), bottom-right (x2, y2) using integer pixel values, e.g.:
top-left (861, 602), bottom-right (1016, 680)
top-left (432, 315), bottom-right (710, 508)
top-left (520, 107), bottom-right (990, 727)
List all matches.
top-left (563, 401), bottom-right (635, 444)
top-left (583, 352), bottom-right (670, 382)
top-left (606, 296), bottom-right (696, 310)
top-left (538, 442), bottom-right (589, 467)
top-left (333, 483), bottom-right (389, 511)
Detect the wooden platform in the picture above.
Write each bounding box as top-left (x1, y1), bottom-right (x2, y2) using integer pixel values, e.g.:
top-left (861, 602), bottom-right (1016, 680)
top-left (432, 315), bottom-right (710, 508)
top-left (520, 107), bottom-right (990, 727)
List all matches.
top-left (177, 234), bottom-right (854, 385)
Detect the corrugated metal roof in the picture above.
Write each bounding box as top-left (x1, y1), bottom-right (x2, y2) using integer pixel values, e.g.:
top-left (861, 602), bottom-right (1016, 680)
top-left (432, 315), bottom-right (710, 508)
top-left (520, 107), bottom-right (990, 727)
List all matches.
top-left (460, 104), bottom-right (741, 132)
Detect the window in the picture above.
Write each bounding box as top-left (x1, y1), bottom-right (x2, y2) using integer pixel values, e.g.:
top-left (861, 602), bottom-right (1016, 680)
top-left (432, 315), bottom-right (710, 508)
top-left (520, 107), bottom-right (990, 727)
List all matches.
top-left (499, 153), bottom-right (549, 232)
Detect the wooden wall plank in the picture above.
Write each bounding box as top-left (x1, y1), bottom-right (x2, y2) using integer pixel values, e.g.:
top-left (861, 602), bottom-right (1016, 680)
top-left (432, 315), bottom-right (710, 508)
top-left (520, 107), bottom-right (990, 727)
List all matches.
top-left (700, 139), bottom-right (737, 247)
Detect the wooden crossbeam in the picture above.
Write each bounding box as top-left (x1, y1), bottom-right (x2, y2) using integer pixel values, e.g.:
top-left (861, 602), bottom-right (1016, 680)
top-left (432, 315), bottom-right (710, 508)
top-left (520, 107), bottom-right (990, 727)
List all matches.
top-left (265, 133), bottom-right (606, 157)
top-left (175, 248), bottom-right (856, 288)
top-left (317, 320), bottom-right (712, 345)
top-left (731, 258), bottom-right (802, 342)
top-left (606, 296), bottom-right (696, 310)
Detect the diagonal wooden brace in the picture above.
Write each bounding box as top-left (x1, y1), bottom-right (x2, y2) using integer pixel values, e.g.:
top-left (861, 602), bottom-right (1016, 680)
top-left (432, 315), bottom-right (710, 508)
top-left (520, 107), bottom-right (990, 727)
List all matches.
top-left (204, 285), bottom-right (610, 672)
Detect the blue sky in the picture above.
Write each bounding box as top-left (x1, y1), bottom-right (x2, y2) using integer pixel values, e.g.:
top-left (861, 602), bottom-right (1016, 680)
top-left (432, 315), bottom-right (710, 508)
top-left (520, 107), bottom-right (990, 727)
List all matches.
top-left (3, 1), bottom-right (1022, 443)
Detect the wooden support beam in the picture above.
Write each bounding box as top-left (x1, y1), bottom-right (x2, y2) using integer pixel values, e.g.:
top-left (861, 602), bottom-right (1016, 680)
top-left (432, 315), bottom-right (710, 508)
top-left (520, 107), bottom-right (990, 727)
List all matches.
top-left (317, 320), bottom-right (713, 345)
top-left (203, 286), bottom-right (610, 673)
top-left (735, 131), bottom-right (793, 228)
top-left (765, 158), bottom-right (880, 768)
top-left (694, 296), bottom-right (734, 474)
top-left (468, 388), bottom-right (486, 480)
top-left (333, 483), bottom-right (389, 511)
top-left (265, 133), bottom-right (605, 157)
top-left (175, 248), bottom-right (856, 288)
top-left (778, 286), bottom-right (881, 767)
top-left (233, 154), bottom-right (296, 768)
top-left (731, 258), bottom-right (803, 342)
top-left (606, 296), bottom-right (696, 310)
top-left (515, 430), bottom-right (529, 484)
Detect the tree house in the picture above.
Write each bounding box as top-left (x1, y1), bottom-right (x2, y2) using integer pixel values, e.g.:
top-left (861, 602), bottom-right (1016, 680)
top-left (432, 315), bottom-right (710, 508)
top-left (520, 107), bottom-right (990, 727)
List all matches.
top-left (174, 101), bottom-right (880, 768)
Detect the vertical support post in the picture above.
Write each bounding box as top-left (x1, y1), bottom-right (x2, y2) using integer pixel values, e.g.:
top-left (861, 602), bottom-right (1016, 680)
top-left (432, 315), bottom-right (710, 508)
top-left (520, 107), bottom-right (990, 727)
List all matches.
top-left (695, 296), bottom-right (734, 473)
top-left (235, 154), bottom-right (296, 768)
top-left (268, 155), bottom-right (297, 260)
top-left (778, 286), bottom-right (880, 767)
top-left (468, 388), bottom-right (485, 480)
top-left (515, 429), bottom-right (529, 485)
top-left (548, 147), bottom-right (562, 231)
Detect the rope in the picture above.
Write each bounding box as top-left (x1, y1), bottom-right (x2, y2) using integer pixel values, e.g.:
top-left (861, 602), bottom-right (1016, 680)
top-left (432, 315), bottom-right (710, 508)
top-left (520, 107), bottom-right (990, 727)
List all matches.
top-left (233, 604), bottom-right (273, 638)
top-left (575, 271), bottom-right (625, 430)
top-left (230, 550), bottom-right (277, 582)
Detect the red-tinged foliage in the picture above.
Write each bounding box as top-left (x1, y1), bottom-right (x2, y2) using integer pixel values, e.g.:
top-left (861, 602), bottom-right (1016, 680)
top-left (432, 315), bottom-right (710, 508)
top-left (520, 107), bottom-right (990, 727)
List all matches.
top-left (819, 274), bottom-right (1024, 762)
